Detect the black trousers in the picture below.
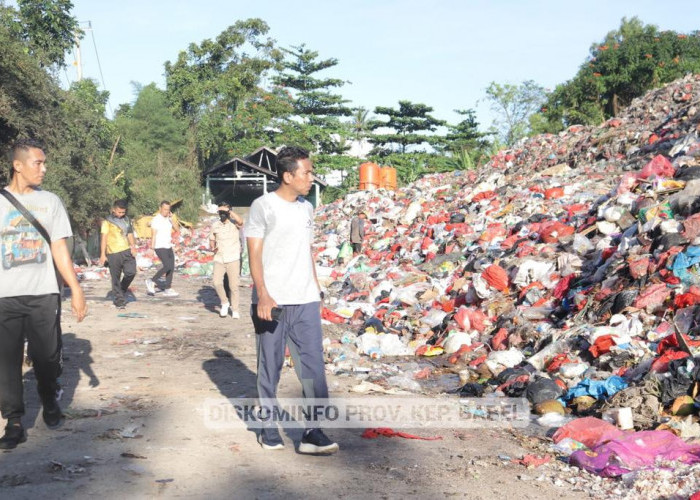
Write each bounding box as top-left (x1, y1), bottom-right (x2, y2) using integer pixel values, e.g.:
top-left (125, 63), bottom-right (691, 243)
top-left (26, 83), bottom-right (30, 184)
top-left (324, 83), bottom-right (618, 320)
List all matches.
top-left (0, 294), bottom-right (63, 420)
top-left (152, 248), bottom-right (174, 289)
top-left (107, 249), bottom-right (136, 306)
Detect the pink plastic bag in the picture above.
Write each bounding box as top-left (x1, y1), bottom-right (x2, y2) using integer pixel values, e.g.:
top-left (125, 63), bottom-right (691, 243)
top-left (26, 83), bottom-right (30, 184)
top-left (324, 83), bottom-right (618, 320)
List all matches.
top-left (552, 417), bottom-right (625, 448)
top-left (638, 154), bottom-right (675, 179)
top-left (570, 430), bottom-right (700, 477)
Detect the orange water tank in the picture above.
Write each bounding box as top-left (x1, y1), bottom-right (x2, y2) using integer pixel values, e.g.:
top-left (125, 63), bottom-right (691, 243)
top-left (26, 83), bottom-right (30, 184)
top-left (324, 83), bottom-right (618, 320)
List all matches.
top-left (359, 162), bottom-right (380, 190)
top-left (380, 166), bottom-right (397, 190)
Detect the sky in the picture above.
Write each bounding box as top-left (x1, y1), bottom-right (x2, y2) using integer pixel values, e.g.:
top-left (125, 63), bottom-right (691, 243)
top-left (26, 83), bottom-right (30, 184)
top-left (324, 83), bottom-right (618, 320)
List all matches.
top-left (63, 0), bottom-right (700, 129)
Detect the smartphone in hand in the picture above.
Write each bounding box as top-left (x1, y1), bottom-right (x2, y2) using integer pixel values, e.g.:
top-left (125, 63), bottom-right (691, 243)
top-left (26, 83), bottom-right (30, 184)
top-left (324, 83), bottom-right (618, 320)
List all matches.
top-left (271, 307), bottom-right (283, 321)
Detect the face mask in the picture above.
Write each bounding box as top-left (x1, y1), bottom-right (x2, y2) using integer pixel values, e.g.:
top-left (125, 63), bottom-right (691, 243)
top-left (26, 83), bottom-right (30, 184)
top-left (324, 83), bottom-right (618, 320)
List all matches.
top-left (218, 211), bottom-right (229, 222)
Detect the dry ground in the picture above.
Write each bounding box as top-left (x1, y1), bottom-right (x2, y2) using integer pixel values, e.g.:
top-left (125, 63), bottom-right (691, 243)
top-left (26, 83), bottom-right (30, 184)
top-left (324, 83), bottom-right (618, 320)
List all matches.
top-left (0, 273), bottom-right (591, 499)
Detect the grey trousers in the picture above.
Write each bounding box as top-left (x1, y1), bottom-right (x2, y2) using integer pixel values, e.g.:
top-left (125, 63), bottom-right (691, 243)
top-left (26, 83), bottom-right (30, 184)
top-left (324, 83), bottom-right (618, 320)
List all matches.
top-left (251, 302), bottom-right (328, 426)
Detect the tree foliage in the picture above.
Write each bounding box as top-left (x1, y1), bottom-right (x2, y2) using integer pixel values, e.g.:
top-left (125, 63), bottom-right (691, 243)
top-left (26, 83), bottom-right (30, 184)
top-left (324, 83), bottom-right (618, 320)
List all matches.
top-left (164, 19), bottom-right (283, 168)
top-left (535, 18), bottom-right (700, 131)
top-left (272, 44), bottom-right (353, 174)
top-left (484, 80), bottom-right (547, 147)
top-left (369, 100), bottom-right (445, 155)
top-left (16, 0), bottom-right (82, 67)
top-left (113, 84), bottom-right (201, 221)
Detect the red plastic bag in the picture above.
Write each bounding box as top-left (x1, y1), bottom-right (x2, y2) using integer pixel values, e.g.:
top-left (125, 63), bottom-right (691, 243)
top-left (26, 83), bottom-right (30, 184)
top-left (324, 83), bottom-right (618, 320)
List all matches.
top-left (544, 187), bottom-right (564, 200)
top-left (482, 264), bottom-right (509, 292)
top-left (638, 154), bottom-right (675, 179)
top-left (552, 417), bottom-right (625, 448)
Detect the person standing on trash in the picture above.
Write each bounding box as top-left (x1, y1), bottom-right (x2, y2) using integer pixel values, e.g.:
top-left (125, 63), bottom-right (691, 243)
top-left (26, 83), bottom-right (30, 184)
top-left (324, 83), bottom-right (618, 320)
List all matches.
top-left (349, 211), bottom-right (367, 256)
top-left (246, 146), bottom-right (338, 454)
top-left (209, 202), bottom-right (244, 318)
top-left (146, 200), bottom-right (179, 297)
top-left (98, 199), bottom-right (137, 309)
top-left (0, 139), bottom-right (88, 450)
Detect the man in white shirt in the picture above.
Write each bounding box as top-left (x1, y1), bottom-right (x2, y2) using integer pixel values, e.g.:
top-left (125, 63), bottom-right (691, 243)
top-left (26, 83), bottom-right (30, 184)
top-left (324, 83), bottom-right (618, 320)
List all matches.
top-left (145, 201), bottom-right (178, 297)
top-left (246, 146), bottom-right (338, 455)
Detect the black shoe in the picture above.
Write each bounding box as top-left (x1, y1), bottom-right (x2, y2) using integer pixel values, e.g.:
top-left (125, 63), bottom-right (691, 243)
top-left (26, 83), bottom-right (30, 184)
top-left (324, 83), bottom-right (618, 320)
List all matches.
top-left (299, 428), bottom-right (338, 455)
top-left (0, 422), bottom-right (27, 450)
top-left (258, 427), bottom-right (285, 450)
top-left (42, 398), bottom-right (65, 429)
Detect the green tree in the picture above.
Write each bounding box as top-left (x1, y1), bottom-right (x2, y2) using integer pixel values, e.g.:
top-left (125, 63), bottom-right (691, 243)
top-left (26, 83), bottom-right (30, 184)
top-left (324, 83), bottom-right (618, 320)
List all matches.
top-left (350, 107), bottom-right (370, 142)
top-left (0, 5), bottom-right (61, 151)
top-left (45, 79), bottom-right (113, 235)
top-left (439, 108), bottom-right (492, 168)
top-left (369, 100), bottom-right (445, 155)
top-left (484, 80), bottom-right (547, 146)
top-left (536, 18), bottom-right (700, 131)
top-left (272, 44), bottom-right (353, 174)
top-left (164, 19), bottom-right (282, 169)
top-left (113, 84), bottom-right (201, 221)
top-left (16, 0), bottom-right (82, 67)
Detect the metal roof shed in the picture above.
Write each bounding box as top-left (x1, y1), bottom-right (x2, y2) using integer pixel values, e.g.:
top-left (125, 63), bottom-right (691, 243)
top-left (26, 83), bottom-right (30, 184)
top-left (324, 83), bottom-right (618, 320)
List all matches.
top-left (203, 147), bottom-right (327, 207)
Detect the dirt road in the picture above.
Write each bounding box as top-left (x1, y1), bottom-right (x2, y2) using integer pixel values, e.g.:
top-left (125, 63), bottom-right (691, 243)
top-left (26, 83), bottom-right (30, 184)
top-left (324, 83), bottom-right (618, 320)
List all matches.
top-left (0, 273), bottom-right (591, 499)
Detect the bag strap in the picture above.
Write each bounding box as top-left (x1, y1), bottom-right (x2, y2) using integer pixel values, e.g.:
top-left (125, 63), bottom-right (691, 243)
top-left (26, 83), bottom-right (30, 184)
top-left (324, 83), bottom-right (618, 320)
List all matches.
top-left (0, 188), bottom-right (52, 244)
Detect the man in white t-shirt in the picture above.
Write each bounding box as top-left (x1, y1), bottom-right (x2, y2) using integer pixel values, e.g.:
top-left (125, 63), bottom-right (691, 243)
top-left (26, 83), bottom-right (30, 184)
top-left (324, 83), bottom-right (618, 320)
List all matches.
top-left (146, 201), bottom-right (178, 297)
top-left (246, 146), bottom-right (338, 455)
top-left (0, 139), bottom-right (87, 449)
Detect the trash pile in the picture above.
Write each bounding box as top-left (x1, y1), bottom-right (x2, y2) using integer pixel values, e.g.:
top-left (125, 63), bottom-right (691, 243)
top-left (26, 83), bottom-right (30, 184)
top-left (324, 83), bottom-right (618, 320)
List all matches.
top-left (315, 74), bottom-right (700, 483)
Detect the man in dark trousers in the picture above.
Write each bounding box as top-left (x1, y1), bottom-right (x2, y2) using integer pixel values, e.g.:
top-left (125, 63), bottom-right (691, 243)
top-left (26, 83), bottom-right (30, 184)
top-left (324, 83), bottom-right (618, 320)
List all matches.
top-left (349, 211), bottom-right (367, 256)
top-left (98, 199), bottom-right (136, 308)
top-left (246, 146), bottom-right (338, 454)
top-left (0, 139), bottom-right (88, 449)
top-left (146, 200), bottom-right (179, 297)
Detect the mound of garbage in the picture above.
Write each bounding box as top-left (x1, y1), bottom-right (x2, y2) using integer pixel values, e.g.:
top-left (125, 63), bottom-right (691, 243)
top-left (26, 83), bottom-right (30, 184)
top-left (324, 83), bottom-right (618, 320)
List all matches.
top-left (315, 74), bottom-right (700, 478)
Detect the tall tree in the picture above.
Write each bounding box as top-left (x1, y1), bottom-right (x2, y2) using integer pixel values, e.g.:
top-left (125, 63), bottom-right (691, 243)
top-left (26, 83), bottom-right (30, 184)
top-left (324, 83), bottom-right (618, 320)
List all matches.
top-left (369, 100), bottom-right (445, 155)
top-left (113, 84), bottom-right (201, 221)
top-left (16, 0), bottom-right (82, 67)
top-left (164, 19), bottom-right (283, 169)
top-left (484, 80), bottom-right (547, 147)
top-left (272, 44), bottom-right (353, 173)
top-left (535, 18), bottom-right (700, 131)
top-left (439, 108), bottom-right (492, 167)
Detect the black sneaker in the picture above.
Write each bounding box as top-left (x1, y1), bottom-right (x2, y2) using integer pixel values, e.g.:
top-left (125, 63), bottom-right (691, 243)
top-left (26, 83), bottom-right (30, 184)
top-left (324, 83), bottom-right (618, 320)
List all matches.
top-left (299, 428), bottom-right (339, 455)
top-left (0, 421), bottom-right (27, 450)
top-left (258, 427), bottom-right (285, 450)
top-left (42, 398), bottom-right (65, 429)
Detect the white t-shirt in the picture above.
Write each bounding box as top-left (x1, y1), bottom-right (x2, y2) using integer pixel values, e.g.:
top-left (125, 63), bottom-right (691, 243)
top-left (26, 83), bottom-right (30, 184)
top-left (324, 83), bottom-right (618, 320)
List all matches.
top-left (150, 214), bottom-right (173, 249)
top-left (0, 188), bottom-right (72, 297)
top-left (246, 192), bottom-right (319, 305)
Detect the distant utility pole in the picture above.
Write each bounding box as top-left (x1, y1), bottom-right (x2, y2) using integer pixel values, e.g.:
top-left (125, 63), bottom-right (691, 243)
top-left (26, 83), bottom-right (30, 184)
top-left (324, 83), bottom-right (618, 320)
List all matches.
top-left (74, 31), bottom-right (82, 81)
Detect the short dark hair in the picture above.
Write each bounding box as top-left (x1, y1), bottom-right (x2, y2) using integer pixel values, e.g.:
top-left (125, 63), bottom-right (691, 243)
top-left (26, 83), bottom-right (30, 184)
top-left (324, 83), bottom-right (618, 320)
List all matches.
top-left (276, 146), bottom-right (309, 179)
top-left (160, 200), bottom-right (171, 207)
top-left (10, 138), bottom-right (45, 163)
top-left (218, 201), bottom-right (231, 209)
top-left (113, 199), bottom-right (128, 209)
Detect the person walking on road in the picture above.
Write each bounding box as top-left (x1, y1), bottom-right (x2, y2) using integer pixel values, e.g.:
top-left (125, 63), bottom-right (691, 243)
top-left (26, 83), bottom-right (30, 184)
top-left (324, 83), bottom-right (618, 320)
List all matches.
top-left (98, 199), bottom-right (136, 309)
top-left (146, 200), bottom-right (179, 297)
top-left (246, 146), bottom-right (338, 454)
top-left (209, 202), bottom-right (243, 318)
top-left (0, 139), bottom-right (87, 450)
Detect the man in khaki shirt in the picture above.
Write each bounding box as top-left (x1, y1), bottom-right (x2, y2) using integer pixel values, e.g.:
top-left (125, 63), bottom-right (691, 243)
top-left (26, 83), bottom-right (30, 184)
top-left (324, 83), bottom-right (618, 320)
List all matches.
top-left (209, 202), bottom-right (244, 318)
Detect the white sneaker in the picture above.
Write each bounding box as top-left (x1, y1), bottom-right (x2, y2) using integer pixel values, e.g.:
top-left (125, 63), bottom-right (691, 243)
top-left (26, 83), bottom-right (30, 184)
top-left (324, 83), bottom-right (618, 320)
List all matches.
top-left (231, 311), bottom-right (240, 319)
top-left (162, 288), bottom-right (179, 297)
top-left (220, 303), bottom-right (230, 317)
top-left (145, 279), bottom-right (156, 295)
